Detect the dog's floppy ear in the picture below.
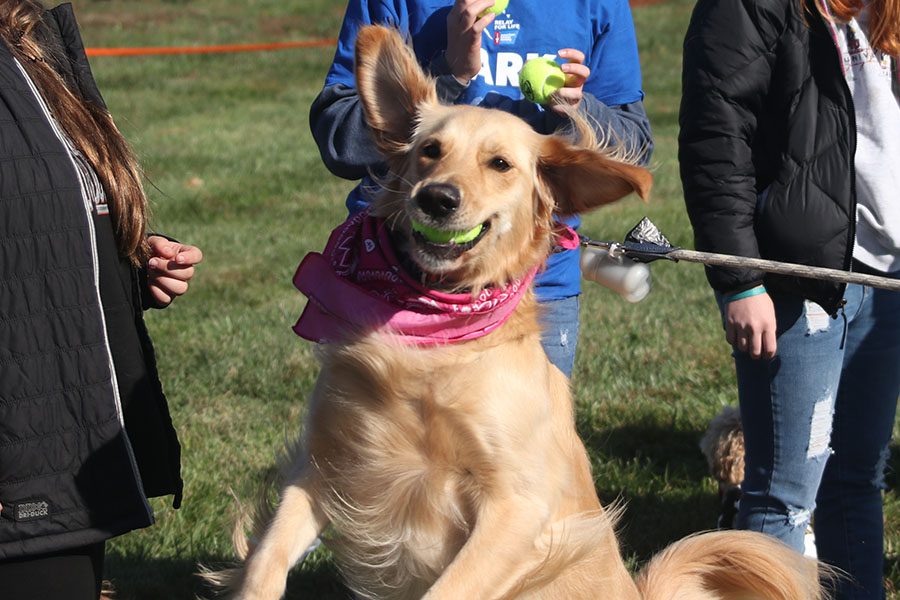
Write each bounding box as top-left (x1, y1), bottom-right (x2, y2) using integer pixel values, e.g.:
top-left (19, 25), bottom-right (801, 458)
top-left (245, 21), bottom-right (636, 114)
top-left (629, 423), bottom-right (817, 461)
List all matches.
top-left (355, 25), bottom-right (438, 158)
top-left (538, 137), bottom-right (652, 216)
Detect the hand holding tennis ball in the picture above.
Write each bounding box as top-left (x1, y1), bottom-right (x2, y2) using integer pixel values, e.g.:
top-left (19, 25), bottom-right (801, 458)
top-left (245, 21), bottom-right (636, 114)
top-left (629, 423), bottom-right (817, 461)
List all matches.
top-left (478, 0), bottom-right (509, 18)
top-left (446, 0), bottom-right (507, 82)
top-left (519, 58), bottom-right (566, 105)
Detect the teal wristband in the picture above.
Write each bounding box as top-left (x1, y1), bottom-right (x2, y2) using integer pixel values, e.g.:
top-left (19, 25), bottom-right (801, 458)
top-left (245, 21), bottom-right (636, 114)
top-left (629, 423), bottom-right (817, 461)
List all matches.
top-left (724, 285), bottom-right (767, 304)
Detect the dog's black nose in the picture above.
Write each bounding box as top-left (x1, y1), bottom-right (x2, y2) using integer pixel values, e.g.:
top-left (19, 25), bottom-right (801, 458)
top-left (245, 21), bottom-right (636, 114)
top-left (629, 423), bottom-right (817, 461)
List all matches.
top-left (415, 184), bottom-right (461, 219)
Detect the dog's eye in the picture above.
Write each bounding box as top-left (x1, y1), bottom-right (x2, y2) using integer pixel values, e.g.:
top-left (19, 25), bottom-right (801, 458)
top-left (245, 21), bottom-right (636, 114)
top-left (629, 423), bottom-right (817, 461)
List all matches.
top-left (421, 142), bottom-right (442, 159)
top-left (489, 157), bottom-right (512, 172)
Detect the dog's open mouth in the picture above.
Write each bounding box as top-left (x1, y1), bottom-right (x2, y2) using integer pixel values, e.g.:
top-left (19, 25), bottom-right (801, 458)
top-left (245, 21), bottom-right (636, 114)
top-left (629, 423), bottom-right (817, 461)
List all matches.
top-left (410, 219), bottom-right (491, 260)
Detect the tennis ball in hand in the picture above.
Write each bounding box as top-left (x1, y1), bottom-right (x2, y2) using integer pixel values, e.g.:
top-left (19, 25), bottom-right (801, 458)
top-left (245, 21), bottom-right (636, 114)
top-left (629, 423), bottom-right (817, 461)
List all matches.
top-left (478, 0), bottom-right (510, 18)
top-left (519, 58), bottom-right (565, 105)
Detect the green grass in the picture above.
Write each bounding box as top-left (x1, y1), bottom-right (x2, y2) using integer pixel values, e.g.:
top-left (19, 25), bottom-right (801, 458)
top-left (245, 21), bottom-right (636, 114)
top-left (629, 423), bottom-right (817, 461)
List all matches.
top-left (61, 0), bottom-right (900, 597)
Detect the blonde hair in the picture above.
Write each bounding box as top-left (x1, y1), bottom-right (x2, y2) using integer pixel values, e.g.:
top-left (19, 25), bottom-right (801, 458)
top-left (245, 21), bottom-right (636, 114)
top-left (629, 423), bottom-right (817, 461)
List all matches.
top-left (0, 0), bottom-right (149, 263)
top-left (820, 0), bottom-right (900, 55)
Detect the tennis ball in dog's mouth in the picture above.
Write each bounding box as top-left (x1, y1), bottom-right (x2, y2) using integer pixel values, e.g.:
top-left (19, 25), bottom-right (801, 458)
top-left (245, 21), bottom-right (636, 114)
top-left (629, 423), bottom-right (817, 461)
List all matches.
top-left (479, 0), bottom-right (510, 18)
top-left (412, 221), bottom-right (484, 245)
top-left (519, 57), bottom-right (565, 105)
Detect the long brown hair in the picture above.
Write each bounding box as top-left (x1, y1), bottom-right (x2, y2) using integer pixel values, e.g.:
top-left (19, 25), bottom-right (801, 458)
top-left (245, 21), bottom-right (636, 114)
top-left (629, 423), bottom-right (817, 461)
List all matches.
top-left (821, 0), bottom-right (900, 55)
top-left (0, 0), bottom-right (149, 263)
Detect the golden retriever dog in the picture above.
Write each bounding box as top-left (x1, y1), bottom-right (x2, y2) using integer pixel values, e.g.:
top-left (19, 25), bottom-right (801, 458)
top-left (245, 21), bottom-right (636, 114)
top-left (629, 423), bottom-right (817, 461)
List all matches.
top-left (207, 25), bottom-right (824, 600)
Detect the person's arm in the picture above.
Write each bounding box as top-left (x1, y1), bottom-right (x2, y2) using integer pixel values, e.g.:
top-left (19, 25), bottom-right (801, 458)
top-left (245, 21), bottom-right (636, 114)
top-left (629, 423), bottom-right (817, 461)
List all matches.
top-left (428, 51), bottom-right (477, 104)
top-left (309, 84), bottom-right (383, 181)
top-left (679, 0), bottom-right (785, 358)
top-left (679, 0), bottom-right (783, 293)
top-left (553, 95), bottom-right (654, 167)
top-left (310, 0), bottom-right (500, 180)
top-left (309, 65), bottom-right (472, 181)
top-left (309, 0), bottom-right (406, 180)
top-left (541, 0), bottom-right (653, 164)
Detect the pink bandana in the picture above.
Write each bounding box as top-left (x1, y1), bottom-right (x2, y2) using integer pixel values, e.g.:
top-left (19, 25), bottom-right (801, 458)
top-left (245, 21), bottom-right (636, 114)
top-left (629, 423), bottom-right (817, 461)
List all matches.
top-left (293, 211), bottom-right (538, 345)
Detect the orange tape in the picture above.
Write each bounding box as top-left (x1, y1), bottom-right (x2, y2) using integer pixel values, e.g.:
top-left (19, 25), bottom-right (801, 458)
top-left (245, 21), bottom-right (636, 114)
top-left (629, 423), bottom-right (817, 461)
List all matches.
top-left (85, 39), bottom-right (338, 57)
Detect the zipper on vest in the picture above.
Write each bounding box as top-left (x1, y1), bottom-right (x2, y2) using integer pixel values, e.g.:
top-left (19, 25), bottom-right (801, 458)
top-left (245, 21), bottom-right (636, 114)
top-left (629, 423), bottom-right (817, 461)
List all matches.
top-left (816, 4), bottom-right (855, 313)
top-left (839, 56), bottom-right (857, 311)
top-left (13, 58), bottom-right (153, 520)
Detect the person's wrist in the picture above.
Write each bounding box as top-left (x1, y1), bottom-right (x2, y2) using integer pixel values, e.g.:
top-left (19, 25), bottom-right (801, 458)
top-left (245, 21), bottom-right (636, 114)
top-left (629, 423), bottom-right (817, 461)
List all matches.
top-left (451, 73), bottom-right (472, 86)
top-left (443, 50), bottom-right (478, 82)
top-left (723, 284), bottom-right (767, 304)
top-left (450, 67), bottom-right (477, 83)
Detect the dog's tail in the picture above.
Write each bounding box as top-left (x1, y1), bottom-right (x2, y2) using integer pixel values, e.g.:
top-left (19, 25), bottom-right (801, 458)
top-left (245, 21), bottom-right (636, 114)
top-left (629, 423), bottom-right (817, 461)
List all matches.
top-left (634, 530), bottom-right (828, 600)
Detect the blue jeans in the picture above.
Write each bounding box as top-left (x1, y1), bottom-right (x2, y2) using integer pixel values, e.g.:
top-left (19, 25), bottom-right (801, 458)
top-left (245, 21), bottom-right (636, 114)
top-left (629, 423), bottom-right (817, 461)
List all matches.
top-left (538, 295), bottom-right (580, 378)
top-left (722, 284), bottom-right (900, 599)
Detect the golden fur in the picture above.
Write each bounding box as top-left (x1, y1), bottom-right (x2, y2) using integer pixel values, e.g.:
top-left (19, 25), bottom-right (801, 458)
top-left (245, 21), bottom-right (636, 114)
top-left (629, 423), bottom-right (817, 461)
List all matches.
top-left (205, 26), bottom-right (825, 600)
top-left (699, 406), bottom-right (745, 494)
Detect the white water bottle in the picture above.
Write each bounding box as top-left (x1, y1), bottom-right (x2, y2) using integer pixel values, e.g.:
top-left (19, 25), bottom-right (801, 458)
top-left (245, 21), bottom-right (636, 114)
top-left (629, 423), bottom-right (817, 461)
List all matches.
top-left (580, 246), bottom-right (651, 303)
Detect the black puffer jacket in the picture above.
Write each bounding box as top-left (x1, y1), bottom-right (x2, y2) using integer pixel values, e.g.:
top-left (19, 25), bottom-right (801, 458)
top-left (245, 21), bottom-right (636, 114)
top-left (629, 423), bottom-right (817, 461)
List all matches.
top-left (0, 3), bottom-right (181, 560)
top-left (679, 0), bottom-right (856, 315)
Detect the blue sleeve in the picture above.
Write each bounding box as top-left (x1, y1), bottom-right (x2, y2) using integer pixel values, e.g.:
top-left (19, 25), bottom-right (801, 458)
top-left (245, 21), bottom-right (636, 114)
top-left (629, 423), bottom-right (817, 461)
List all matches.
top-left (311, 1), bottom-right (471, 180)
top-left (571, 0), bottom-right (651, 164)
top-left (578, 97), bottom-right (653, 165)
top-left (311, 1), bottom-right (405, 181)
top-left (583, 0), bottom-right (644, 107)
top-left (324, 0), bottom-right (406, 87)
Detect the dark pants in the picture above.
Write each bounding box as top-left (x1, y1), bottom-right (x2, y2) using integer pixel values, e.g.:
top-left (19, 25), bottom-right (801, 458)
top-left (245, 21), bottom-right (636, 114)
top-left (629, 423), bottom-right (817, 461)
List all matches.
top-left (0, 542), bottom-right (105, 600)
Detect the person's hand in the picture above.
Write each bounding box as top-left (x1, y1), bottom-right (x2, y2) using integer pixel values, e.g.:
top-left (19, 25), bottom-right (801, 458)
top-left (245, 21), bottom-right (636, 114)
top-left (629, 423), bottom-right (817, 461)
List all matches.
top-left (549, 48), bottom-right (590, 114)
top-left (146, 235), bottom-right (203, 308)
top-left (446, 0), bottom-right (497, 83)
top-left (724, 292), bottom-right (777, 360)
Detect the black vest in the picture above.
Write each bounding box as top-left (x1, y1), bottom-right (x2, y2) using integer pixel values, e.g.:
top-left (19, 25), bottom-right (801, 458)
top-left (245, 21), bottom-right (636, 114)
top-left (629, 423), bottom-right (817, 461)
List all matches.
top-left (680, 0), bottom-right (858, 314)
top-left (0, 3), bottom-right (181, 560)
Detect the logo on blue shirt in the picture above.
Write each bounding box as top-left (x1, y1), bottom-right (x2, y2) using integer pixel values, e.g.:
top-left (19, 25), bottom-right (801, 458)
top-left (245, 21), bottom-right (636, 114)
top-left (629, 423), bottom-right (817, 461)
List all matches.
top-left (488, 16), bottom-right (521, 46)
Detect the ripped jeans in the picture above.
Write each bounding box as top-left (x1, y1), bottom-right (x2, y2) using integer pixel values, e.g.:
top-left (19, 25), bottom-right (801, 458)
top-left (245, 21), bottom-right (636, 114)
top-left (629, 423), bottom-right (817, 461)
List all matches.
top-left (724, 283), bottom-right (900, 599)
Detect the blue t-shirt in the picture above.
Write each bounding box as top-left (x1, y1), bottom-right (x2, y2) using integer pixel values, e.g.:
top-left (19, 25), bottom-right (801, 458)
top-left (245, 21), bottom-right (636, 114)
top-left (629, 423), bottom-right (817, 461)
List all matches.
top-left (325, 0), bottom-right (645, 300)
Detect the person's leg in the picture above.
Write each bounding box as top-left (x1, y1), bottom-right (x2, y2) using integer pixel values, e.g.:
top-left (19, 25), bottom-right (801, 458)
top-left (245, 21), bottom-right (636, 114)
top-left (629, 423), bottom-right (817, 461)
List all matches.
top-left (0, 541), bottom-right (105, 600)
top-left (815, 284), bottom-right (900, 600)
top-left (730, 292), bottom-right (848, 552)
top-left (538, 295), bottom-right (580, 378)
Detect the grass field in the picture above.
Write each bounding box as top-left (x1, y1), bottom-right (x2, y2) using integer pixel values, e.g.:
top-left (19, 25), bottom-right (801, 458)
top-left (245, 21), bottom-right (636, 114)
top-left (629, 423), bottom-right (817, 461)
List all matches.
top-left (64, 0), bottom-right (900, 597)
